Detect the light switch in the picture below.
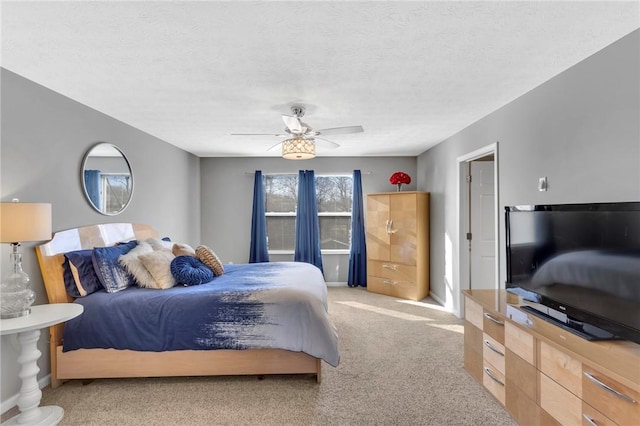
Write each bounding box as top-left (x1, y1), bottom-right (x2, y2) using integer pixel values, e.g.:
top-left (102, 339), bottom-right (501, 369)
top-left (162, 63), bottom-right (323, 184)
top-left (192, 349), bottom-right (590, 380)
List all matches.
top-left (538, 177), bottom-right (548, 191)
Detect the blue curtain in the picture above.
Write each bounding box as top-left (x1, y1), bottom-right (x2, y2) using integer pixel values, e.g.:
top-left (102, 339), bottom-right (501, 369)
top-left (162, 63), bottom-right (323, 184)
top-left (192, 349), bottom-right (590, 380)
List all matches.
top-left (84, 169), bottom-right (102, 209)
top-left (249, 170), bottom-right (270, 263)
top-left (348, 170), bottom-right (367, 287)
top-left (294, 170), bottom-right (323, 272)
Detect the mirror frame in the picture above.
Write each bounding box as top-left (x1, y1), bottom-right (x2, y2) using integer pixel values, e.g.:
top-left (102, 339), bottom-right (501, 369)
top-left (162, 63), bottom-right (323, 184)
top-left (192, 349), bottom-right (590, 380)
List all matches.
top-left (81, 142), bottom-right (134, 216)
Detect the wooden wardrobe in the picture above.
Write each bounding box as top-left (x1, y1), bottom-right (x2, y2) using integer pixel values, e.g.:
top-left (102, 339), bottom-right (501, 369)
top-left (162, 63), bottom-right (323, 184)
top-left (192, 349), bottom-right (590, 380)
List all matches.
top-left (365, 191), bottom-right (430, 301)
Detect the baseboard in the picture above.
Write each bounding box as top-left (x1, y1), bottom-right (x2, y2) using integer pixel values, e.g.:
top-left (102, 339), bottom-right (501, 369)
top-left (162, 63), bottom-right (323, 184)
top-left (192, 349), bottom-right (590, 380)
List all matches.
top-left (1, 374), bottom-right (50, 415)
top-left (326, 282), bottom-right (348, 287)
top-left (429, 291), bottom-right (445, 307)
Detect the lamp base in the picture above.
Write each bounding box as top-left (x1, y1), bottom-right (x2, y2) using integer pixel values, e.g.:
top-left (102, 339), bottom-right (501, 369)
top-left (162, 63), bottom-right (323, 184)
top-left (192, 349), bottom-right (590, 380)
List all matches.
top-left (1, 309), bottom-right (31, 319)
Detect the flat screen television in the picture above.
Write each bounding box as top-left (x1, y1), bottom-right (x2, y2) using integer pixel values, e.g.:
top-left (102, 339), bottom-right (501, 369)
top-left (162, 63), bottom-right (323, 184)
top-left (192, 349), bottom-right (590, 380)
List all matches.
top-left (505, 201), bottom-right (640, 344)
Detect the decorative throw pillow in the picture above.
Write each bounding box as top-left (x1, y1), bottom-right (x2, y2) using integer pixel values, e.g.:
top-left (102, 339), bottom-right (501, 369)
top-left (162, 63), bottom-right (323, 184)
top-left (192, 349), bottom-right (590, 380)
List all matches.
top-left (138, 250), bottom-right (176, 290)
top-left (118, 240), bottom-right (156, 288)
top-left (92, 240), bottom-right (138, 293)
top-left (195, 245), bottom-right (224, 276)
top-left (62, 249), bottom-right (103, 297)
top-left (170, 256), bottom-right (214, 286)
top-left (172, 243), bottom-right (196, 257)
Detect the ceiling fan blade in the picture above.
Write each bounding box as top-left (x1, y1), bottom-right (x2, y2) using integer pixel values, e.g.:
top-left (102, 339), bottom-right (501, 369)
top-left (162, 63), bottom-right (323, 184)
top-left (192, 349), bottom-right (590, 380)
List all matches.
top-left (282, 114), bottom-right (302, 133)
top-left (230, 133), bottom-right (287, 137)
top-left (316, 125), bottom-right (364, 136)
top-left (315, 137), bottom-right (340, 149)
top-left (267, 141), bottom-right (282, 151)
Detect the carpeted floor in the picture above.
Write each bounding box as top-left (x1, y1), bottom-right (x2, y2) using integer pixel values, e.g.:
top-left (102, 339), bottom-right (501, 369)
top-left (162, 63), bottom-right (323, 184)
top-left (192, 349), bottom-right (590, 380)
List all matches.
top-left (5, 287), bottom-right (517, 425)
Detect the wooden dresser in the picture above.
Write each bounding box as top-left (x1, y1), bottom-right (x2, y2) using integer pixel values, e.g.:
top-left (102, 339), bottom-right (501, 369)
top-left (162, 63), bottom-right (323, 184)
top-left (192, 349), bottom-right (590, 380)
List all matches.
top-left (463, 289), bottom-right (640, 426)
top-left (365, 191), bottom-right (429, 301)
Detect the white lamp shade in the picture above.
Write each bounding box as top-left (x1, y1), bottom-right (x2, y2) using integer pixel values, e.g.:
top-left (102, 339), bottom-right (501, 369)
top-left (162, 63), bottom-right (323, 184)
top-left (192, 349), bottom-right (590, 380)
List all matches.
top-left (0, 202), bottom-right (52, 243)
top-left (282, 138), bottom-right (316, 160)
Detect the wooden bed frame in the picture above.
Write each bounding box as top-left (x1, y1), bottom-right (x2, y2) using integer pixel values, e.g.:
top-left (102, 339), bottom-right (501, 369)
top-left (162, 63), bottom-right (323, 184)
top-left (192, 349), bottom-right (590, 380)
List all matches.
top-left (36, 223), bottom-right (321, 388)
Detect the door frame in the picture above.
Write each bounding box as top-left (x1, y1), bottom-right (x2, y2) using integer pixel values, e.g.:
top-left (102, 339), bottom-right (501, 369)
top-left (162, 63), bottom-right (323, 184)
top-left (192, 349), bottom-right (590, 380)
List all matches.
top-left (453, 142), bottom-right (500, 318)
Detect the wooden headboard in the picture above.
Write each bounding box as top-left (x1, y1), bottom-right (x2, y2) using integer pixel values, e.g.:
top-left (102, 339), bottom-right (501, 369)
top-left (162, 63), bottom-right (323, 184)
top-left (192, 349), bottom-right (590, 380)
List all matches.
top-left (36, 223), bottom-right (158, 305)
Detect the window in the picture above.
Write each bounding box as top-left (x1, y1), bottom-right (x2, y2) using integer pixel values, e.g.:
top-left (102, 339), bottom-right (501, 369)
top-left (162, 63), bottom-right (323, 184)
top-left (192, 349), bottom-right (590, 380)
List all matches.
top-left (264, 174), bottom-right (353, 253)
top-left (100, 174), bottom-right (132, 215)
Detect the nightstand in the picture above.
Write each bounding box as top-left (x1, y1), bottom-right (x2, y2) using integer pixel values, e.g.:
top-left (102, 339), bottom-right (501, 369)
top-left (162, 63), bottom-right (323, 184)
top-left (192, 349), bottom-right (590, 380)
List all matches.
top-left (0, 303), bottom-right (83, 426)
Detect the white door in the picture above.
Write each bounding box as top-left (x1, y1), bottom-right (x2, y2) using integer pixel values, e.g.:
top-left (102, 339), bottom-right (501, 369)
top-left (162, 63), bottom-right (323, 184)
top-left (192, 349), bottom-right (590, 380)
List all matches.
top-left (470, 161), bottom-right (496, 289)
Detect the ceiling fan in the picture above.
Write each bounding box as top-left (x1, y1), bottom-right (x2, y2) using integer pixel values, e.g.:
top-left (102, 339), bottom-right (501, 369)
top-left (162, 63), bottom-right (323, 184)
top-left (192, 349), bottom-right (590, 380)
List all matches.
top-left (231, 105), bottom-right (364, 159)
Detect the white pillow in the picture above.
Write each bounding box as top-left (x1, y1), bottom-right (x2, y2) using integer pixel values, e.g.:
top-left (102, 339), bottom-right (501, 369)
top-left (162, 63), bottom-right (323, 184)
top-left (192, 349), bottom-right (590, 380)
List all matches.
top-left (138, 250), bottom-right (176, 290)
top-left (118, 241), bottom-right (155, 288)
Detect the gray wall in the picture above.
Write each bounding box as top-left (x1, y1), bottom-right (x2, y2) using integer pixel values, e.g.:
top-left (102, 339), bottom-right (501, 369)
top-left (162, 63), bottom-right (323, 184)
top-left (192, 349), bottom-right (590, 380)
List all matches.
top-left (200, 157), bottom-right (417, 282)
top-left (0, 69), bottom-right (201, 405)
top-left (417, 30), bottom-right (640, 308)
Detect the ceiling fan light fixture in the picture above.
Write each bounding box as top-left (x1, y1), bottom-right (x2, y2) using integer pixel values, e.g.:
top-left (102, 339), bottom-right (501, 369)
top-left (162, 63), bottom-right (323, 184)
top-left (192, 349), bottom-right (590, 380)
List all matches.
top-left (282, 138), bottom-right (315, 160)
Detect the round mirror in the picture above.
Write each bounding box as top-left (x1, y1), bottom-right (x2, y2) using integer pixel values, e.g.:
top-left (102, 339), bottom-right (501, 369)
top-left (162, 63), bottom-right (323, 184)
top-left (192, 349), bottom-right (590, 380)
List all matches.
top-left (81, 143), bottom-right (133, 215)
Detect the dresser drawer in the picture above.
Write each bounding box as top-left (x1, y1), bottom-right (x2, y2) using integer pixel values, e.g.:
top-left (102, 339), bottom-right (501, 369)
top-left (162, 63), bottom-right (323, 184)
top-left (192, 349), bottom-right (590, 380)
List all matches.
top-left (368, 260), bottom-right (416, 282)
top-left (505, 380), bottom-right (540, 426)
top-left (582, 402), bottom-right (617, 426)
top-left (506, 348), bottom-right (536, 402)
top-left (482, 310), bottom-right (505, 344)
top-left (582, 365), bottom-right (640, 426)
top-left (464, 296), bottom-right (483, 330)
top-left (483, 360), bottom-right (506, 405)
top-left (464, 321), bottom-right (483, 383)
top-left (540, 373), bottom-right (582, 426)
top-left (483, 333), bottom-right (505, 375)
top-left (540, 341), bottom-right (582, 397)
top-left (505, 321), bottom-right (535, 365)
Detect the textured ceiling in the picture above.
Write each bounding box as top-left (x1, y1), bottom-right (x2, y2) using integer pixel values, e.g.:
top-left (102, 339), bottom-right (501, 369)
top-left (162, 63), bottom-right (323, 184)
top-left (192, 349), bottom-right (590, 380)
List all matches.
top-left (1, 1), bottom-right (638, 158)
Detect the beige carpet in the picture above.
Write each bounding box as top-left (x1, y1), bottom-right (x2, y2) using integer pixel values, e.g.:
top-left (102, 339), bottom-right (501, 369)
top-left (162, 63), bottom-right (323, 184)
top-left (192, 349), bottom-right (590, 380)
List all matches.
top-left (8, 287), bottom-right (518, 425)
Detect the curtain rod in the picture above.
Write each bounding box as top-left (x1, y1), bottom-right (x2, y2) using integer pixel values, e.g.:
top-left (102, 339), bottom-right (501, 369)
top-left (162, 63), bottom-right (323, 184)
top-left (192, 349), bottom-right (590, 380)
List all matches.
top-left (245, 171), bottom-right (373, 176)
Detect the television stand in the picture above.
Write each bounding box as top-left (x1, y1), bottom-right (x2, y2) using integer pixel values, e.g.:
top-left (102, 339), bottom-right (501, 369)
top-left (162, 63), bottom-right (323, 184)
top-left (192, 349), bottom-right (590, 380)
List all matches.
top-left (519, 305), bottom-right (621, 341)
top-left (463, 289), bottom-right (640, 426)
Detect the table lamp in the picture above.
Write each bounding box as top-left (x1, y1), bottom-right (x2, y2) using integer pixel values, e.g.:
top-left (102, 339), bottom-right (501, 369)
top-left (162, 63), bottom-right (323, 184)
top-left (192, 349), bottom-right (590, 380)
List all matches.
top-left (0, 199), bottom-right (52, 319)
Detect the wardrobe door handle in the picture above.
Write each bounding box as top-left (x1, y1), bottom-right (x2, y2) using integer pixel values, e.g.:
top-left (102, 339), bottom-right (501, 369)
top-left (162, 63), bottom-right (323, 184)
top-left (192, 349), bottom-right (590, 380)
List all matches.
top-left (483, 340), bottom-right (504, 356)
top-left (483, 367), bottom-right (504, 386)
top-left (483, 312), bottom-right (504, 325)
top-left (388, 219), bottom-right (397, 234)
top-left (582, 414), bottom-right (598, 426)
top-left (583, 372), bottom-right (638, 403)
top-left (385, 220), bottom-right (391, 235)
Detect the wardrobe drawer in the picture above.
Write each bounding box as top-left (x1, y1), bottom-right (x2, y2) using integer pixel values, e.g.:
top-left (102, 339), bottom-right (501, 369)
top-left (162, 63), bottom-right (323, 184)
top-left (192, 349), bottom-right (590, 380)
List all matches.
top-left (367, 260), bottom-right (416, 282)
top-left (582, 365), bottom-right (640, 426)
top-left (366, 275), bottom-right (417, 299)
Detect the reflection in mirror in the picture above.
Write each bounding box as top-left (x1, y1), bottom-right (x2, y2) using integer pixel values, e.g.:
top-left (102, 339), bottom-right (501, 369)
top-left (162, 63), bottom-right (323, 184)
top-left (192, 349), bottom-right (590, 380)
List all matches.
top-left (81, 143), bottom-right (133, 215)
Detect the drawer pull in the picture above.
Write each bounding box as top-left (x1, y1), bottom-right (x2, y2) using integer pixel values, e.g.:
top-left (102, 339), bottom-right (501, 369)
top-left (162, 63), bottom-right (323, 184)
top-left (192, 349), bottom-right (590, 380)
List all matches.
top-left (582, 414), bottom-right (598, 426)
top-left (483, 367), bottom-right (504, 386)
top-left (483, 339), bottom-right (504, 356)
top-left (383, 280), bottom-right (395, 285)
top-left (583, 372), bottom-right (638, 404)
top-left (382, 264), bottom-right (398, 271)
top-left (483, 312), bottom-right (504, 325)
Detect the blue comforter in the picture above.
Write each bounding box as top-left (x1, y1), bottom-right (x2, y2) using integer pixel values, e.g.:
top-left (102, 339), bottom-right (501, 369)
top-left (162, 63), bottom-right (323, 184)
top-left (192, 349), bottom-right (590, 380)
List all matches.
top-left (63, 262), bottom-right (340, 367)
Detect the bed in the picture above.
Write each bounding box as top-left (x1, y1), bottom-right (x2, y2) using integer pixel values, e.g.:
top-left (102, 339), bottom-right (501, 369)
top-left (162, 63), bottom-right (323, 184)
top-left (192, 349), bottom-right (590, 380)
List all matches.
top-left (36, 223), bottom-right (339, 388)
